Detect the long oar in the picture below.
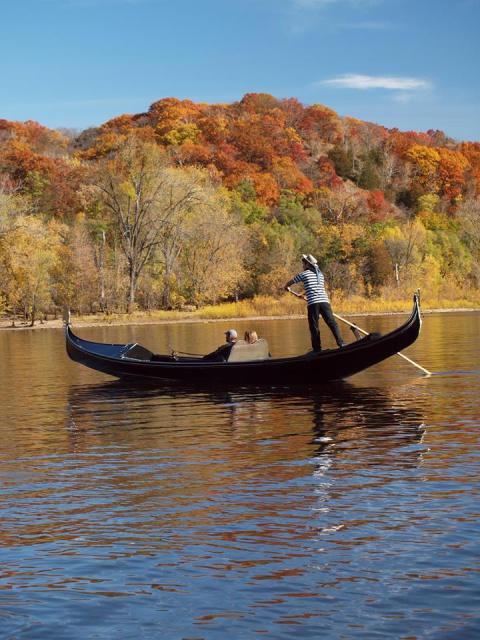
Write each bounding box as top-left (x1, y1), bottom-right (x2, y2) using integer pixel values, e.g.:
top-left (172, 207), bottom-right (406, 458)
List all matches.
top-left (286, 287), bottom-right (431, 375)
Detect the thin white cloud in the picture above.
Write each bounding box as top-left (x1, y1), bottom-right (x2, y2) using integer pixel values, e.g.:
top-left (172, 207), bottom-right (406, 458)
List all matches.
top-left (319, 74), bottom-right (432, 91)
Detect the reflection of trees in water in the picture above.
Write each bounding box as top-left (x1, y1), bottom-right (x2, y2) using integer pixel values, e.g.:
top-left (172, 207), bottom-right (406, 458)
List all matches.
top-left (61, 380), bottom-right (428, 546)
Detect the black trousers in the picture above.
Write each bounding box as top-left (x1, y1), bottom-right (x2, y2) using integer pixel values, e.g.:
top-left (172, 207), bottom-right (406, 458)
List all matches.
top-left (307, 302), bottom-right (344, 351)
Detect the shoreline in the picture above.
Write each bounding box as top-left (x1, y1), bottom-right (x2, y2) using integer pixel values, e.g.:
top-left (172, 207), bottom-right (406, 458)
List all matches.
top-left (1, 306), bottom-right (479, 331)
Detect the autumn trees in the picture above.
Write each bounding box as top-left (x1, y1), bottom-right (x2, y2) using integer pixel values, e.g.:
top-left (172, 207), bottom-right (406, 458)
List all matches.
top-left (92, 136), bottom-right (248, 311)
top-left (0, 184), bottom-right (65, 325)
top-left (1, 93), bottom-right (480, 323)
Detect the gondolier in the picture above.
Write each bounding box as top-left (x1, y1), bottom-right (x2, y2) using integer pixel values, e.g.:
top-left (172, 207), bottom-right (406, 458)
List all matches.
top-left (285, 254), bottom-right (345, 352)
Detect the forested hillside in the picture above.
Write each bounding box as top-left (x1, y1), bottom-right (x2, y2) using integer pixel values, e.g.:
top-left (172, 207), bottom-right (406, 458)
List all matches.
top-left (1, 93), bottom-right (479, 324)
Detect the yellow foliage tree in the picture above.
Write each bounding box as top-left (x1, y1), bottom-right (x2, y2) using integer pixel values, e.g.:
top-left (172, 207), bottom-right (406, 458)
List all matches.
top-left (1, 216), bottom-right (65, 325)
top-left (382, 219), bottom-right (427, 286)
top-left (407, 145), bottom-right (441, 191)
top-left (417, 193), bottom-right (440, 213)
top-left (420, 254), bottom-right (442, 299)
top-left (179, 191), bottom-right (248, 305)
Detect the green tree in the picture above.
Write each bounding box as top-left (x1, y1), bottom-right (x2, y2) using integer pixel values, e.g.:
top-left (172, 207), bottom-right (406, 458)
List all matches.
top-left (327, 146), bottom-right (354, 180)
top-left (357, 159), bottom-right (381, 190)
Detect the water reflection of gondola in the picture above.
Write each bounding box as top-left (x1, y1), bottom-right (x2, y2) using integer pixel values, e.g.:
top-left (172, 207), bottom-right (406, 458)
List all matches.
top-left (66, 380), bottom-right (426, 468)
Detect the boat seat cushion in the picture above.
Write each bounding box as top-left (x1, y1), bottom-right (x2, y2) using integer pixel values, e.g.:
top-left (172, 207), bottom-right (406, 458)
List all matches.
top-left (227, 339), bottom-right (270, 362)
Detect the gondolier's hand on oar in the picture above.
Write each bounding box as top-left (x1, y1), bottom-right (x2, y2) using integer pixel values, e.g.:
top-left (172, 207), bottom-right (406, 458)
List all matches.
top-left (285, 286), bottom-right (307, 301)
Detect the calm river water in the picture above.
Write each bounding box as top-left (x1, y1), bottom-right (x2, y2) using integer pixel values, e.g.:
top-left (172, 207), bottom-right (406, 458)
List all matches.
top-left (0, 311), bottom-right (479, 639)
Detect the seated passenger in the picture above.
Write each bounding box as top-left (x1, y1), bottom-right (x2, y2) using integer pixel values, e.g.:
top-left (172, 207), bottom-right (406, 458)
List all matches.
top-left (203, 329), bottom-right (239, 362)
top-left (244, 330), bottom-right (258, 344)
top-left (227, 334), bottom-right (271, 362)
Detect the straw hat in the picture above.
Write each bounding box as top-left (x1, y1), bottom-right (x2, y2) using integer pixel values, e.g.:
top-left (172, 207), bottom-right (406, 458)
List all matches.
top-left (301, 254), bottom-right (318, 266)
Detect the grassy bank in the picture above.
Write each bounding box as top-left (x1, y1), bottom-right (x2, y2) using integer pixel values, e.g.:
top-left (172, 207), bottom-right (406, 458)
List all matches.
top-left (168, 293), bottom-right (480, 320)
top-left (3, 292), bottom-right (477, 330)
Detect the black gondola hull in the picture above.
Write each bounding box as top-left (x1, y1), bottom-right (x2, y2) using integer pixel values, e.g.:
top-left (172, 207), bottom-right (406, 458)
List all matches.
top-left (65, 295), bottom-right (422, 384)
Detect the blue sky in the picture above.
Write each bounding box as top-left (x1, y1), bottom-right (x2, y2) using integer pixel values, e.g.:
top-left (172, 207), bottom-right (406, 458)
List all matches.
top-left (1, 0), bottom-right (479, 140)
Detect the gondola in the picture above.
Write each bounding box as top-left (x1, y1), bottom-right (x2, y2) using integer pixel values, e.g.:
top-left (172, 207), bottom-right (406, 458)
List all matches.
top-left (65, 294), bottom-right (422, 384)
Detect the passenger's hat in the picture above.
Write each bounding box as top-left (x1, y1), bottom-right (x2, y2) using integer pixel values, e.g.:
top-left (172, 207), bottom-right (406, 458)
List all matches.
top-left (225, 329), bottom-right (237, 339)
top-left (302, 253), bottom-right (318, 266)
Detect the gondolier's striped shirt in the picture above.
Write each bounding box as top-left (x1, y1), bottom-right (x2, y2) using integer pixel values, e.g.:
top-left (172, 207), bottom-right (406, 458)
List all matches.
top-left (292, 268), bottom-right (330, 306)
